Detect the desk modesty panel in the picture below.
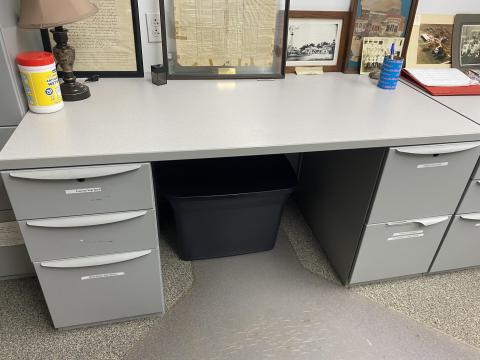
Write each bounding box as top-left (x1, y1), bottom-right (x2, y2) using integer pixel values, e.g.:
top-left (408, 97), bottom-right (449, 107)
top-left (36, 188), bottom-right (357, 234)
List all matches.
top-left (1, 75), bottom-right (480, 170)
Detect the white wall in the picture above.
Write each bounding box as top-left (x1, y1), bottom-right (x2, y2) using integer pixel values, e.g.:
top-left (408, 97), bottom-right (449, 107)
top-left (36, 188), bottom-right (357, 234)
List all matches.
top-left (418, 0), bottom-right (480, 14)
top-left (292, 0), bottom-right (350, 11)
top-left (137, 0), bottom-right (162, 72)
top-left (0, 0), bottom-right (42, 119)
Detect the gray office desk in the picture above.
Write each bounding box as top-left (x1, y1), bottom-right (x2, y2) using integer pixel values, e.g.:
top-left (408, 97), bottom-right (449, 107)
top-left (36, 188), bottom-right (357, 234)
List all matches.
top-left (1, 74), bottom-right (480, 170)
top-left (0, 73), bottom-right (480, 296)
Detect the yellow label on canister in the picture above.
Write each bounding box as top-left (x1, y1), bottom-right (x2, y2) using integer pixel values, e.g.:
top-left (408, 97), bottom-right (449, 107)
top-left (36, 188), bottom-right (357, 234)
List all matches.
top-left (20, 69), bottom-right (63, 107)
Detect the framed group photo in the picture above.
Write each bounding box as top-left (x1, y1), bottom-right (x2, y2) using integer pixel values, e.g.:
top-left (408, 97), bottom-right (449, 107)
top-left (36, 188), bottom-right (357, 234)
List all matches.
top-left (344, 0), bottom-right (419, 73)
top-left (285, 11), bottom-right (350, 73)
top-left (452, 14), bottom-right (480, 71)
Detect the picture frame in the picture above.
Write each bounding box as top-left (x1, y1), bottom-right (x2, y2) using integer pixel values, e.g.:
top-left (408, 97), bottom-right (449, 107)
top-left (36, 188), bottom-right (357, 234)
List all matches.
top-left (406, 14), bottom-right (454, 69)
top-left (285, 11), bottom-right (350, 73)
top-left (159, 0), bottom-right (290, 79)
top-left (360, 37), bottom-right (404, 75)
top-left (344, 0), bottom-right (419, 74)
top-left (41, 0), bottom-right (144, 78)
top-left (452, 14), bottom-right (480, 70)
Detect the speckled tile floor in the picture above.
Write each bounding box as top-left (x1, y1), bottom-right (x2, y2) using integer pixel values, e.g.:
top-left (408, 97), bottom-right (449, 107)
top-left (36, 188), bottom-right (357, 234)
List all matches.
top-left (282, 202), bottom-right (480, 350)
top-left (0, 238), bottom-right (193, 360)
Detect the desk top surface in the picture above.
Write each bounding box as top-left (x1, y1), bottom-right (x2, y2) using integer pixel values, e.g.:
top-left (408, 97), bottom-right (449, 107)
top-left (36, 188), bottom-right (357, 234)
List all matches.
top-left (1, 74), bottom-right (480, 170)
top-left (403, 81), bottom-right (480, 125)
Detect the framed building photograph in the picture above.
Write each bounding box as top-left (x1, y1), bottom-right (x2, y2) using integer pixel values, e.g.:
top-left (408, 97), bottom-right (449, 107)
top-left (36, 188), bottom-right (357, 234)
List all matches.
top-left (160, 0), bottom-right (290, 79)
top-left (406, 14), bottom-right (454, 68)
top-left (344, 0), bottom-right (419, 73)
top-left (285, 11), bottom-right (350, 73)
top-left (41, 0), bottom-right (144, 77)
top-left (453, 14), bottom-right (480, 70)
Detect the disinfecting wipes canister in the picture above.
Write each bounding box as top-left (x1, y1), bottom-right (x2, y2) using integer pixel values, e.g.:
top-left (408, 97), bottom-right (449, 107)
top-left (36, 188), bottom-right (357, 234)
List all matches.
top-left (16, 51), bottom-right (64, 114)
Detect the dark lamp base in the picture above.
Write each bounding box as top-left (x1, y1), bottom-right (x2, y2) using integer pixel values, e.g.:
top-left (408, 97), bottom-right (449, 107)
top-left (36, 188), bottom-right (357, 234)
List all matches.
top-left (61, 81), bottom-right (91, 102)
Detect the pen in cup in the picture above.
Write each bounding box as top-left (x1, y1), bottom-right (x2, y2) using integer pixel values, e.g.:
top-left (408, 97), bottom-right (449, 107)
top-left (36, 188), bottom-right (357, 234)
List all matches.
top-left (390, 43), bottom-right (395, 60)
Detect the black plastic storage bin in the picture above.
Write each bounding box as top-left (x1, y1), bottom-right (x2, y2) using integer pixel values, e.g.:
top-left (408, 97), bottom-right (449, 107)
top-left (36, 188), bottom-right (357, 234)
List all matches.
top-left (154, 155), bottom-right (297, 260)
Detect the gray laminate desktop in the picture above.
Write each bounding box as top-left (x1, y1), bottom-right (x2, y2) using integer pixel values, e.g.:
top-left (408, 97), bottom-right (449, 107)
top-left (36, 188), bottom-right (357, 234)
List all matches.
top-left (432, 96), bottom-right (480, 124)
top-left (400, 78), bottom-right (480, 125)
top-left (1, 74), bottom-right (480, 170)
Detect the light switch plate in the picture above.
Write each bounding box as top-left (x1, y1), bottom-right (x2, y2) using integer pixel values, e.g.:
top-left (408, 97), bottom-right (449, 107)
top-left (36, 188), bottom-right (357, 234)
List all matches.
top-left (146, 12), bottom-right (162, 43)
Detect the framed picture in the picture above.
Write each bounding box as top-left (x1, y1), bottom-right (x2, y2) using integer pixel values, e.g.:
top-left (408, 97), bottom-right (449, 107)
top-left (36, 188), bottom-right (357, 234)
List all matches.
top-left (344, 0), bottom-right (419, 73)
top-left (285, 11), bottom-right (350, 73)
top-left (360, 37), bottom-right (404, 74)
top-left (41, 0), bottom-right (144, 78)
top-left (452, 14), bottom-right (480, 70)
top-left (406, 14), bottom-right (454, 68)
top-left (160, 0), bottom-right (290, 79)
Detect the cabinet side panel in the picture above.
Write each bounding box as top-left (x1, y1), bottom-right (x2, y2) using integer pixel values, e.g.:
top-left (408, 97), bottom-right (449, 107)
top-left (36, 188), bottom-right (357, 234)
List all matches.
top-left (298, 148), bottom-right (386, 284)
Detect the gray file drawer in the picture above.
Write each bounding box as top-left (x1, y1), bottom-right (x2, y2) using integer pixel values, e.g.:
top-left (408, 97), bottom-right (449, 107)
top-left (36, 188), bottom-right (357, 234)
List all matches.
top-left (458, 180), bottom-right (480, 214)
top-left (369, 142), bottom-right (480, 223)
top-left (20, 209), bottom-right (159, 261)
top-left (0, 245), bottom-right (34, 278)
top-left (431, 214), bottom-right (480, 272)
top-left (2, 163), bottom-right (154, 220)
top-left (34, 248), bottom-right (164, 328)
top-left (351, 216), bottom-right (450, 284)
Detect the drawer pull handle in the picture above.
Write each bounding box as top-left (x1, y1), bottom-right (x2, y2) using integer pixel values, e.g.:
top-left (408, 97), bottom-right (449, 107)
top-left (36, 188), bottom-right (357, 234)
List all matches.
top-left (395, 143), bottom-right (480, 156)
top-left (9, 164), bottom-right (142, 181)
top-left (386, 216), bottom-right (449, 227)
top-left (26, 210), bottom-right (148, 228)
top-left (40, 249), bottom-right (152, 268)
top-left (460, 214), bottom-right (480, 221)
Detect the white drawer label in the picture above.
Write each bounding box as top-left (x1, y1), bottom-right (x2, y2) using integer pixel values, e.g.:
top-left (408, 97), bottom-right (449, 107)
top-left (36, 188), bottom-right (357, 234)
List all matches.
top-left (81, 272), bottom-right (125, 280)
top-left (417, 162), bottom-right (448, 169)
top-left (65, 187), bottom-right (102, 195)
top-left (393, 230), bottom-right (423, 236)
top-left (388, 230), bottom-right (424, 241)
top-left (0, 221), bottom-right (24, 247)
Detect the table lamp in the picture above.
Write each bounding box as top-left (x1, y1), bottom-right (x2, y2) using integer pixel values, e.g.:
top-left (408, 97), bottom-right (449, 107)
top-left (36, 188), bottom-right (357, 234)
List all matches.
top-left (18, 0), bottom-right (98, 101)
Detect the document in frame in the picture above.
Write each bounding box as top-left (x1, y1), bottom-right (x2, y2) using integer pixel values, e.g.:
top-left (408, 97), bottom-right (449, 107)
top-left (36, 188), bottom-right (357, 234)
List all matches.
top-left (174, 0), bottom-right (278, 68)
top-left (49, 0), bottom-right (138, 72)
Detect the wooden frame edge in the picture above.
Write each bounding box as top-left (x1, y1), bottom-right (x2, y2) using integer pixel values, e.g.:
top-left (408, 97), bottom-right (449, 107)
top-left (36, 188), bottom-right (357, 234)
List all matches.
top-left (40, 0), bottom-right (144, 78)
top-left (343, 0), bottom-right (419, 74)
top-left (285, 10), bottom-right (351, 74)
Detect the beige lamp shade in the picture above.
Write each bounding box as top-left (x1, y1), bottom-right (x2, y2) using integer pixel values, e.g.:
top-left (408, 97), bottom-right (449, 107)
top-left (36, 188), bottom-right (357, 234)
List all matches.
top-left (18, 0), bottom-right (98, 29)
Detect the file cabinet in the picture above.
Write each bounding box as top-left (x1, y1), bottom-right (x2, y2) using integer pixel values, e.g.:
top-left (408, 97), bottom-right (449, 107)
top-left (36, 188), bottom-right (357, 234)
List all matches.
top-left (3, 163), bottom-right (154, 220)
top-left (34, 249), bottom-right (164, 329)
top-left (368, 142), bottom-right (480, 224)
top-left (2, 163), bottom-right (165, 328)
top-left (430, 214), bottom-right (480, 273)
top-left (350, 216), bottom-right (450, 284)
top-left (19, 209), bottom-right (159, 261)
top-left (299, 142), bottom-right (480, 285)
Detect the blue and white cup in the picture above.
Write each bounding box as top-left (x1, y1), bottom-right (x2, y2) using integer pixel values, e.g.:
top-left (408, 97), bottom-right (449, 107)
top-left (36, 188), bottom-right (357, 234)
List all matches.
top-left (378, 56), bottom-right (404, 90)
